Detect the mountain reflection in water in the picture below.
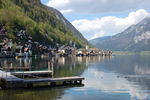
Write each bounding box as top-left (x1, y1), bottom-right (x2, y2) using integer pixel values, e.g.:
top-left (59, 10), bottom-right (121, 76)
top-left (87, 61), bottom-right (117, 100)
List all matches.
top-left (0, 55), bottom-right (150, 100)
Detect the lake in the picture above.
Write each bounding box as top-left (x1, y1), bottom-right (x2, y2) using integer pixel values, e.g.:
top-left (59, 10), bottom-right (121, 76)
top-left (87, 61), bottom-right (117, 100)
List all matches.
top-left (0, 55), bottom-right (150, 100)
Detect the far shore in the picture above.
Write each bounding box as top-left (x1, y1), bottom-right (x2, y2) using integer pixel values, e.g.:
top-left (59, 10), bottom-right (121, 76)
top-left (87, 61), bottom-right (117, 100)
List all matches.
top-left (113, 51), bottom-right (150, 55)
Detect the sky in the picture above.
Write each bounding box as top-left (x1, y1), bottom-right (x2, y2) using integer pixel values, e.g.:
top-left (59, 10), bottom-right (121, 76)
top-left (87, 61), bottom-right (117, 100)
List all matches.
top-left (41, 0), bottom-right (150, 40)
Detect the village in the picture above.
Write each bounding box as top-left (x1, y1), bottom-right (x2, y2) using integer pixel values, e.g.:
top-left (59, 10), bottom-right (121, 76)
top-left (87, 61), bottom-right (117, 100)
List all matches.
top-left (0, 26), bottom-right (112, 58)
top-left (0, 37), bottom-right (112, 58)
top-left (0, 24), bottom-right (112, 58)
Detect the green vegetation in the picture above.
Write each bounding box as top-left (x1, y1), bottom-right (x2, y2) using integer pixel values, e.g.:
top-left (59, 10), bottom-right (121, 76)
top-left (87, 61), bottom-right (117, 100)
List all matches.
top-left (0, 0), bottom-right (85, 47)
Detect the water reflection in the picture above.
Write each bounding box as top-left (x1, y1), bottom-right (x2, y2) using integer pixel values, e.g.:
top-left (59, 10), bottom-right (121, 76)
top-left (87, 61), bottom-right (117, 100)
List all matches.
top-left (83, 69), bottom-right (150, 100)
top-left (82, 55), bottom-right (150, 100)
top-left (56, 55), bottom-right (150, 100)
top-left (0, 55), bottom-right (150, 100)
top-left (0, 87), bottom-right (65, 100)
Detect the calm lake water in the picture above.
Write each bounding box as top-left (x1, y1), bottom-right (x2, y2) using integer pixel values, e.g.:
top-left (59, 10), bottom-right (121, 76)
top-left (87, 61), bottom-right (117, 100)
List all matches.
top-left (0, 55), bottom-right (150, 100)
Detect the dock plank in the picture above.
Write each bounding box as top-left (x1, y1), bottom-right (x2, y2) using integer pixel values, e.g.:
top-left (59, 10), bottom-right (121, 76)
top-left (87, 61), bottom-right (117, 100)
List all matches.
top-left (0, 70), bottom-right (24, 89)
top-left (0, 67), bottom-right (30, 70)
top-left (50, 76), bottom-right (84, 82)
top-left (24, 76), bottom-right (84, 83)
top-left (10, 70), bottom-right (53, 76)
top-left (0, 70), bottom-right (22, 80)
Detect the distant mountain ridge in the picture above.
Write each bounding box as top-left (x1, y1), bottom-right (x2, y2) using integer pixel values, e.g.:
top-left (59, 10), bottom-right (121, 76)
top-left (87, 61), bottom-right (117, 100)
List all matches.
top-left (90, 17), bottom-right (150, 51)
top-left (89, 36), bottom-right (111, 46)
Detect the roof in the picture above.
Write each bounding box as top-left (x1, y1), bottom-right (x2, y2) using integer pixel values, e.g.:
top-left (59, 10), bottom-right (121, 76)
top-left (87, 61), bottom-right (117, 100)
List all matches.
top-left (0, 28), bottom-right (6, 35)
top-left (0, 32), bottom-right (6, 35)
top-left (89, 48), bottom-right (100, 51)
top-left (0, 43), bottom-right (4, 45)
top-left (16, 46), bottom-right (23, 49)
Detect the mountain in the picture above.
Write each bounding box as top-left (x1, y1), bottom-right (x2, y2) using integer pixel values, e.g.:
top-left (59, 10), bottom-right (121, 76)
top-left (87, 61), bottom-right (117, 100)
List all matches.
top-left (46, 6), bottom-right (88, 45)
top-left (89, 36), bottom-right (111, 46)
top-left (0, 0), bottom-right (88, 47)
top-left (90, 17), bottom-right (150, 51)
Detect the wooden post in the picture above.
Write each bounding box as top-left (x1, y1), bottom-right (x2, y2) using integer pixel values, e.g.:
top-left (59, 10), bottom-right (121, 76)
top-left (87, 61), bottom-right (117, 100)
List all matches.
top-left (0, 78), bottom-right (6, 89)
top-left (63, 81), bottom-right (67, 85)
top-left (79, 80), bottom-right (82, 84)
top-left (74, 80), bottom-right (78, 84)
top-left (70, 81), bottom-right (73, 84)
top-left (48, 61), bottom-right (54, 77)
top-left (27, 83), bottom-right (33, 88)
top-left (51, 82), bottom-right (56, 86)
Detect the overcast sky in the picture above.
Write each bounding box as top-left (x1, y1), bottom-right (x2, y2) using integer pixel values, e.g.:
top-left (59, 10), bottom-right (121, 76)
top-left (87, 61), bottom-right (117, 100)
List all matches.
top-left (41, 0), bottom-right (150, 40)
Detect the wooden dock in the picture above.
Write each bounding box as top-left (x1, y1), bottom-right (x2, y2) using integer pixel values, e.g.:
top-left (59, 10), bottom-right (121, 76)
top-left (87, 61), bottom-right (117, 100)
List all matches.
top-left (25, 76), bottom-right (84, 85)
top-left (10, 70), bottom-right (53, 76)
top-left (0, 70), bottom-right (84, 89)
top-left (0, 67), bottom-right (30, 71)
top-left (0, 70), bottom-right (24, 89)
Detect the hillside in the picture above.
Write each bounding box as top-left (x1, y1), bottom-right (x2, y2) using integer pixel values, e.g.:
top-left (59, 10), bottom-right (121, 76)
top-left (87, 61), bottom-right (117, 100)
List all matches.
top-left (0, 0), bottom-right (88, 48)
top-left (46, 6), bottom-right (88, 45)
top-left (90, 17), bottom-right (150, 51)
top-left (89, 36), bottom-right (111, 47)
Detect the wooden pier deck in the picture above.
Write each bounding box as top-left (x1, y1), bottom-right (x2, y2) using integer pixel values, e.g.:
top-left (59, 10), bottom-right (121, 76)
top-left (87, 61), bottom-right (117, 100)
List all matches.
top-left (10, 70), bottom-right (53, 76)
top-left (0, 70), bottom-right (84, 89)
top-left (0, 70), bottom-right (24, 89)
top-left (24, 76), bottom-right (84, 83)
top-left (0, 67), bottom-right (30, 71)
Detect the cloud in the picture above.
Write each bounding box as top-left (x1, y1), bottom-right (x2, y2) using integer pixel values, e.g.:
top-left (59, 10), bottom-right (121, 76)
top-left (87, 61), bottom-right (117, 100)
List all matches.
top-left (46, 0), bottom-right (150, 40)
top-left (47, 0), bottom-right (150, 14)
top-left (83, 68), bottom-right (150, 100)
top-left (71, 9), bottom-right (150, 40)
top-left (60, 9), bottom-right (73, 14)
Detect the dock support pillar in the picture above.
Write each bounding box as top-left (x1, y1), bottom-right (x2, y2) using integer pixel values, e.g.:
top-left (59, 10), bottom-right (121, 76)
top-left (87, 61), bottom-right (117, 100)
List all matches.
top-left (27, 83), bottom-right (33, 88)
top-left (74, 80), bottom-right (78, 84)
top-left (79, 80), bottom-right (82, 84)
top-left (63, 81), bottom-right (67, 85)
top-left (51, 82), bottom-right (56, 86)
top-left (0, 78), bottom-right (6, 89)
